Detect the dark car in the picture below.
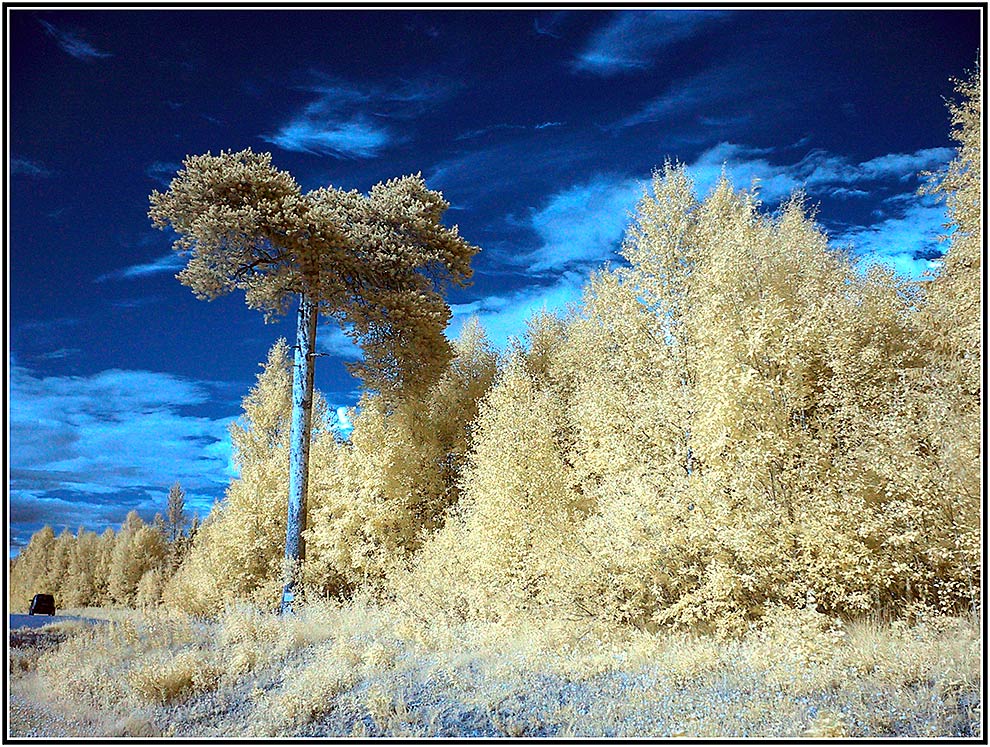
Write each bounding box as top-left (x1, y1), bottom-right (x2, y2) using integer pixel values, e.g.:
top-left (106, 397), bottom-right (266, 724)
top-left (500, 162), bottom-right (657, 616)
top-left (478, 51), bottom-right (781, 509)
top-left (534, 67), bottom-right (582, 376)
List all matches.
top-left (28, 593), bottom-right (56, 616)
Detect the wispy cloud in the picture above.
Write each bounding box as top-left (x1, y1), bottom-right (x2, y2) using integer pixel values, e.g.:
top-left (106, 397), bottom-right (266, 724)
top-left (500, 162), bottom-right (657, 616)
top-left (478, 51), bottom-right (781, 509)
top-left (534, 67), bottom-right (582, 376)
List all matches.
top-left (11, 156), bottom-right (53, 178)
top-left (616, 64), bottom-right (757, 130)
top-left (804, 148), bottom-right (954, 188)
top-left (8, 363), bottom-right (237, 544)
top-left (574, 11), bottom-right (731, 76)
top-left (521, 175), bottom-right (642, 273)
top-left (448, 271), bottom-right (586, 350)
top-left (268, 116), bottom-right (390, 158)
top-left (37, 347), bottom-right (82, 361)
top-left (834, 197), bottom-right (948, 280)
top-left (427, 133), bottom-right (599, 217)
top-left (683, 142), bottom-right (952, 279)
top-left (264, 76), bottom-right (452, 158)
top-left (687, 142), bottom-right (954, 203)
top-left (96, 252), bottom-right (185, 282)
top-left (317, 323), bottom-right (362, 360)
top-left (456, 123), bottom-right (527, 141)
top-left (456, 120), bottom-right (565, 142)
top-left (39, 19), bottom-right (112, 61)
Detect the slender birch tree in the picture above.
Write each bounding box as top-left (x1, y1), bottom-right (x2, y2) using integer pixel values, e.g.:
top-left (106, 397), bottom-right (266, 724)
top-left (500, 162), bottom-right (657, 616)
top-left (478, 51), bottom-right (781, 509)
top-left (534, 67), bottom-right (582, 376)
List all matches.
top-left (149, 149), bottom-right (478, 613)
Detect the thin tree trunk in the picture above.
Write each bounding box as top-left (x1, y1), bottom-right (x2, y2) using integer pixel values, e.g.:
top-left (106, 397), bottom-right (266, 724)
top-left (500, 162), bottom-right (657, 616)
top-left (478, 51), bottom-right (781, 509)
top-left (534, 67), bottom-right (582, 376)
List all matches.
top-left (281, 293), bottom-right (318, 615)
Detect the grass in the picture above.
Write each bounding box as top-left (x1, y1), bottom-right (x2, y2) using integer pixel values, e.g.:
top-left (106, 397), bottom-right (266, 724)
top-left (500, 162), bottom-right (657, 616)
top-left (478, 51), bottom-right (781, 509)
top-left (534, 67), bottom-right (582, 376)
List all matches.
top-left (8, 599), bottom-right (982, 738)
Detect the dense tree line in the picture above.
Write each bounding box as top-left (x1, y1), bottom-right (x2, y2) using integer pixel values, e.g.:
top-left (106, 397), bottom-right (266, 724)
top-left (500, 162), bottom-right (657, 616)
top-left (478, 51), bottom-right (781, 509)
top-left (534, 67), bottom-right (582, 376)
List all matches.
top-left (10, 70), bottom-right (980, 633)
top-left (8, 486), bottom-right (198, 612)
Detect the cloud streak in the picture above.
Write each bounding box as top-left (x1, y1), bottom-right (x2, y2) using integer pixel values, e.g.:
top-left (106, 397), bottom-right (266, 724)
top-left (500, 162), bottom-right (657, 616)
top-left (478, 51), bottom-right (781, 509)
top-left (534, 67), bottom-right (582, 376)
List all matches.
top-left (11, 157), bottom-right (53, 177)
top-left (574, 11), bottom-right (731, 76)
top-left (39, 19), bottom-right (112, 61)
top-left (687, 142), bottom-right (954, 203)
top-left (96, 252), bottom-right (185, 282)
top-left (615, 64), bottom-right (760, 131)
top-left (264, 76), bottom-right (453, 158)
top-left (268, 115), bottom-right (391, 158)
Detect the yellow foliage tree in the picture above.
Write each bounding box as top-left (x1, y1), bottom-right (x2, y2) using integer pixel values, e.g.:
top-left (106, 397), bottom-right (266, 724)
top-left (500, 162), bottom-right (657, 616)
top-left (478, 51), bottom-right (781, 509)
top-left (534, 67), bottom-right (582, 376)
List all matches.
top-left (304, 318), bottom-right (498, 598)
top-left (163, 340), bottom-right (309, 614)
top-left (407, 314), bottom-right (585, 622)
top-left (9, 525), bottom-right (56, 611)
top-left (107, 511), bottom-right (168, 607)
top-left (412, 150), bottom-right (980, 634)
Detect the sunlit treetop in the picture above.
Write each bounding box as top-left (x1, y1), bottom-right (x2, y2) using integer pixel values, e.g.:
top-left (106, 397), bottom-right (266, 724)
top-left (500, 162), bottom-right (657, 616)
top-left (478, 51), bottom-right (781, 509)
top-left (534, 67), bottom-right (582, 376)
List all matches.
top-left (149, 148), bottom-right (480, 393)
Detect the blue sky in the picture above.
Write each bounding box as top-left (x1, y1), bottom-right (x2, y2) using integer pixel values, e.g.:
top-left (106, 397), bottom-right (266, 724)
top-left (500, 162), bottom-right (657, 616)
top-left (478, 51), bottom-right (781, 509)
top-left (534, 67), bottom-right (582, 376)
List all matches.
top-left (5, 7), bottom-right (981, 554)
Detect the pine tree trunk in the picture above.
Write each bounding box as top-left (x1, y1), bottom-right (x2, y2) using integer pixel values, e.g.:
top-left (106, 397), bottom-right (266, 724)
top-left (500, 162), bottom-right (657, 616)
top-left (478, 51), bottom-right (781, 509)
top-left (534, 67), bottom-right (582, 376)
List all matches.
top-left (281, 293), bottom-right (318, 615)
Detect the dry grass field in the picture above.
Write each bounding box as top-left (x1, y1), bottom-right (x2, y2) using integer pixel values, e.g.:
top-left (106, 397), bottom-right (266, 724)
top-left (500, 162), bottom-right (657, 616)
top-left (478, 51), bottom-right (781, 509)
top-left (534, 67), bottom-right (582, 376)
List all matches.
top-left (8, 600), bottom-right (982, 738)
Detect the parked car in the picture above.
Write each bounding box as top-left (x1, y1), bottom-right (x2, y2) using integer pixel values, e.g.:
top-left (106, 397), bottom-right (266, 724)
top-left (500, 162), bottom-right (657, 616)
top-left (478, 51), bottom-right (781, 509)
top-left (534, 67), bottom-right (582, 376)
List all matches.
top-left (28, 593), bottom-right (56, 616)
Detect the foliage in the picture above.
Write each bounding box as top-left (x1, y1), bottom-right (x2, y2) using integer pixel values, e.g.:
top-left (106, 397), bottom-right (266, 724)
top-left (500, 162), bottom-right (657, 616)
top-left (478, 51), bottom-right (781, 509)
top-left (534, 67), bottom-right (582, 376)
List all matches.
top-left (108, 511), bottom-right (168, 607)
top-left (148, 148), bottom-right (479, 395)
top-left (303, 318), bottom-right (498, 597)
top-left (405, 70), bottom-right (980, 630)
top-left (162, 340), bottom-right (306, 614)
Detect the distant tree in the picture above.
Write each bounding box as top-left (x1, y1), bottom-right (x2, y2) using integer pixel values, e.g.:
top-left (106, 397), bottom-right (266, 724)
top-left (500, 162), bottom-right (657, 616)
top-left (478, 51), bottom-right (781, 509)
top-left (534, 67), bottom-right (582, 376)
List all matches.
top-left (108, 511), bottom-right (167, 606)
top-left (9, 525), bottom-right (56, 611)
top-left (160, 482), bottom-right (195, 574)
top-left (136, 568), bottom-right (166, 609)
top-left (43, 529), bottom-right (75, 605)
top-left (165, 481), bottom-right (188, 544)
top-left (150, 149), bottom-right (479, 612)
top-left (62, 529), bottom-right (99, 608)
top-left (91, 527), bottom-right (117, 606)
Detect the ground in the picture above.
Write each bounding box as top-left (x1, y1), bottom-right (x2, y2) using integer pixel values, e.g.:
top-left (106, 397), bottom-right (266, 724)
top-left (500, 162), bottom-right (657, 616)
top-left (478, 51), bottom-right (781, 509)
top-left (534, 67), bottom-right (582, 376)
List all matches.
top-left (5, 605), bottom-right (983, 738)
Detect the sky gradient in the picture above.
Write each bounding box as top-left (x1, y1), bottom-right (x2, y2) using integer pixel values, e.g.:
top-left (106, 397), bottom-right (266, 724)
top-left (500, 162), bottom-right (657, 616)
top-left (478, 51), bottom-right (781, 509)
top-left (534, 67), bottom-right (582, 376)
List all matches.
top-left (5, 7), bottom-right (982, 554)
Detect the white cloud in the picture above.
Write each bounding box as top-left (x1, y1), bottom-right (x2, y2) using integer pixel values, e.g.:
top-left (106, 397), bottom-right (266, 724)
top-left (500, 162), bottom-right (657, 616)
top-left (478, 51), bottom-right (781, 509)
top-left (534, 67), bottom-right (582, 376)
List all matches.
top-left (574, 11), bottom-right (731, 76)
top-left (332, 406), bottom-right (354, 439)
top-left (8, 364), bottom-right (237, 534)
top-left (265, 77), bottom-right (452, 159)
top-left (834, 198), bottom-right (948, 280)
top-left (317, 323), bottom-right (362, 360)
top-left (267, 116), bottom-right (391, 159)
top-left (39, 19), bottom-right (112, 61)
top-left (683, 142), bottom-right (952, 279)
top-left (687, 142), bottom-right (797, 201)
top-left (448, 271), bottom-right (586, 350)
top-left (687, 142), bottom-right (954, 204)
top-left (523, 176), bottom-right (643, 272)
